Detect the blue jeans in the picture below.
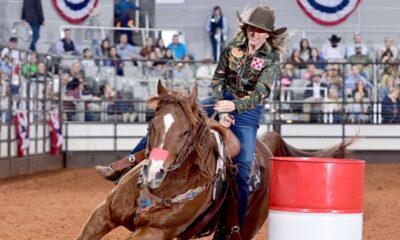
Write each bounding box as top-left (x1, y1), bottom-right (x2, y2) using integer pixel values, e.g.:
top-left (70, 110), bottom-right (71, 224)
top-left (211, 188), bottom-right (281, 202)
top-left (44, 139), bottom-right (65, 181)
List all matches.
top-left (210, 34), bottom-right (225, 61)
top-left (201, 91), bottom-right (262, 227)
top-left (29, 23), bottom-right (40, 51)
top-left (128, 91), bottom-right (263, 227)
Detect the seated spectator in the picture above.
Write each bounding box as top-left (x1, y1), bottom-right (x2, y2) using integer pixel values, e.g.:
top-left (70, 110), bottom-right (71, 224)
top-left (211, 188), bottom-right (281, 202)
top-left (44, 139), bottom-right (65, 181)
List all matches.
top-left (379, 74), bottom-right (396, 100)
top-left (196, 58), bottom-right (216, 99)
top-left (322, 34), bottom-right (345, 60)
top-left (22, 53), bottom-right (38, 78)
top-left (143, 51), bottom-right (157, 76)
top-left (99, 38), bottom-right (110, 58)
top-left (155, 38), bottom-right (167, 59)
top-left (67, 77), bottom-right (100, 121)
top-left (69, 61), bottom-right (84, 81)
top-left (81, 48), bottom-right (96, 67)
top-left (348, 44), bottom-right (372, 65)
top-left (167, 34), bottom-right (188, 60)
top-left (140, 37), bottom-right (155, 59)
top-left (63, 77), bottom-right (82, 121)
top-left (299, 38), bottom-right (311, 62)
top-left (324, 64), bottom-right (343, 90)
top-left (116, 33), bottom-right (139, 61)
top-left (304, 72), bottom-right (329, 99)
top-left (381, 87), bottom-right (400, 123)
top-left (346, 33), bottom-right (368, 58)
top-left (56, 29), bottom-right (81, 56)
top-left (380, 48), bottom-right (395, 63)
top-left (324, 86), bottom-right (342, 123)
top-left (60, 72), bottom-right (71, 93)
top-left (307, 48), bottom-right (325, 70)
top-left (182, 54), bottom-right (196, 74)
top-left (1, 37), bottom-right (21, 63)
top-left (288, 48), bottom-right (306, 69)
top-left (303, 64), bottom-right (318, 80)
top-left (303, 72), bottom-right (328, 123)
top-left (1, 55), bottom-right (12, 76)
top-left (106, 46), bottom-right (124, 76)
top-left (345, 65), bottom-right (372, 94)
top-left (162, 48), bottom-right (174, 61)
top-left (378, 36), bottom-right (398, 61)
top-left (280, 63), bottom-right (297, 87)
top-left (173, 62), bottom-right (194, 83)
top-left (99, 84), bottom-right (136, 122)
top-left (347, 91), bottom-right (369, 123)
top-left (352, 80), bottom-right (370, 99)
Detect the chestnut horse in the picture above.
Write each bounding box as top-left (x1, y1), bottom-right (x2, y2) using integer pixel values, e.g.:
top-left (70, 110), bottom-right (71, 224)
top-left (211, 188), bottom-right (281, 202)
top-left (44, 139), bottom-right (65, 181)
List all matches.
top-left (77, 81), bottom-right (351, 240)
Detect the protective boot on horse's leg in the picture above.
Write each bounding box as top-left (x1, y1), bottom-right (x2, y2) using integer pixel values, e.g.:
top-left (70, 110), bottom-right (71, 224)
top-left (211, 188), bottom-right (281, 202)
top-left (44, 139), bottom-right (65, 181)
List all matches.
top-left (96, 137), bottom-right (147, 181)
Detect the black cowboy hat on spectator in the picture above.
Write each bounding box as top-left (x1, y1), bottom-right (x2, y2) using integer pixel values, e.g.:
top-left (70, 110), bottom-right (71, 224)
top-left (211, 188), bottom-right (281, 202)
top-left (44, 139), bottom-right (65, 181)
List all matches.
top-left (328, 34), bottom-right (341, 43)
top-left (236, 6), bottom-right (287, 35)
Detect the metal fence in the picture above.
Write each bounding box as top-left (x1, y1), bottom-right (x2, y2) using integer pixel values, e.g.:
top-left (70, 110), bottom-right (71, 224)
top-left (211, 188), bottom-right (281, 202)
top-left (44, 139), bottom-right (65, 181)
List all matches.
top-left (0, 45), bottom-right (399, 158)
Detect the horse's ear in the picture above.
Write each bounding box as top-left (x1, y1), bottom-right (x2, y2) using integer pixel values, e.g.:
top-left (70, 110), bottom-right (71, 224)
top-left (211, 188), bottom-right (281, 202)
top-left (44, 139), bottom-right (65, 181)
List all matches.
top-left (157, 79), bottom-right (167, 96)
top-left (189, 83), bottom-right (198, 107)
top-left (147, 96), bottom-right (159, 110)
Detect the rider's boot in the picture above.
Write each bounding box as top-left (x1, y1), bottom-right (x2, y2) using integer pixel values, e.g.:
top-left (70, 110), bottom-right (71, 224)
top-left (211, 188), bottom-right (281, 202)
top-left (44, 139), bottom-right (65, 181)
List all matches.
top-left (95, 151), bottom-right (145, 182)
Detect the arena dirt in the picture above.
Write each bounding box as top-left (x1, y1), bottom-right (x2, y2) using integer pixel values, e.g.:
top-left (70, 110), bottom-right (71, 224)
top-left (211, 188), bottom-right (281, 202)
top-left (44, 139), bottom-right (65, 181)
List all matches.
top-left (0, 163), bottom-right (399, 240)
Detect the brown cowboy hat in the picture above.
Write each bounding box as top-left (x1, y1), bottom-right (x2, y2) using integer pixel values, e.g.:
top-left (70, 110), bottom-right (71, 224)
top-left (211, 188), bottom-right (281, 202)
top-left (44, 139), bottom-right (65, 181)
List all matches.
top-left (237, 6), bottom-right (287, 35)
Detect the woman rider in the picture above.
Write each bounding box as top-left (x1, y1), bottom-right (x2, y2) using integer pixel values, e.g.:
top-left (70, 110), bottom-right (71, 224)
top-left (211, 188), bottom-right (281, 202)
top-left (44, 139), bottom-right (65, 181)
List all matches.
top-left (96, 5), bottom-right (287, 231)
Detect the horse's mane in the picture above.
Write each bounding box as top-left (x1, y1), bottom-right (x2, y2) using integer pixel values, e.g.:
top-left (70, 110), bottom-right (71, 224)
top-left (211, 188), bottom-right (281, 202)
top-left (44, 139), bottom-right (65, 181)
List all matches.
top-left (148, 91), bottom-right (218, 177)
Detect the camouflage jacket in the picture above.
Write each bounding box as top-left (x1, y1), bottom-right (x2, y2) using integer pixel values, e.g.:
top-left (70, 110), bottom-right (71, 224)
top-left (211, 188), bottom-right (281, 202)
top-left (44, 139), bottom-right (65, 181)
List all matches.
top-left (212, 33), bottom-right (281, 113)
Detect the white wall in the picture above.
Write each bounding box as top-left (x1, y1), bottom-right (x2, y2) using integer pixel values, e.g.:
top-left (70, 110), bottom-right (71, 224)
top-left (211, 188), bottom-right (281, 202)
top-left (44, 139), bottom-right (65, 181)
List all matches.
top-left (62, 123), bottom-right (400, 151)
top-left (155, 0), bottom-right (400, 59)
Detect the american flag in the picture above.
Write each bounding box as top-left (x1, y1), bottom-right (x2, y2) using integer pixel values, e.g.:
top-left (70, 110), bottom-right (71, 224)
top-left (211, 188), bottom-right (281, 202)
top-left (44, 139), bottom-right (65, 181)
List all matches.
top-left (14, 111), bottom-right (29, 157)
top-left (49, 111), bottom-right (63, 155)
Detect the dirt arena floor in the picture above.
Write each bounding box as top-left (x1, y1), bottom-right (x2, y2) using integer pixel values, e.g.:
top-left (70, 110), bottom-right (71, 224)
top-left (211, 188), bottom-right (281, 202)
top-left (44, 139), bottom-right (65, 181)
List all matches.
top-left (0, 163), bottom-right (399, 240)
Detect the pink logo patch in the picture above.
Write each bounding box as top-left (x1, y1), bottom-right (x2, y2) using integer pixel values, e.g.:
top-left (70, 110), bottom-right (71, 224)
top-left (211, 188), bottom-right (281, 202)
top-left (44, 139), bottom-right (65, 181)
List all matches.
top-left (251, 57), bottom-right (264, 71)
top-left (150, 148), bottom-right (169, 161)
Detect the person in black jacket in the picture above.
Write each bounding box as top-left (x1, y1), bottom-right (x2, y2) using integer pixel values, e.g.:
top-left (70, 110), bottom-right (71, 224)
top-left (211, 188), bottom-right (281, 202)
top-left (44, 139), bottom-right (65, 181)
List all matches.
top-left (303, 72), bottom-right (328, 123)
top-left (21, 0), bottom-right (44, 52)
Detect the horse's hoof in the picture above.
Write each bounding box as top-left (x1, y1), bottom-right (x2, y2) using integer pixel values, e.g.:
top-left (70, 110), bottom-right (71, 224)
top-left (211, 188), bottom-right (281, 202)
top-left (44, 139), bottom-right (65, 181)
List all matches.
top-left (95, 165), bottom-right (120, 182)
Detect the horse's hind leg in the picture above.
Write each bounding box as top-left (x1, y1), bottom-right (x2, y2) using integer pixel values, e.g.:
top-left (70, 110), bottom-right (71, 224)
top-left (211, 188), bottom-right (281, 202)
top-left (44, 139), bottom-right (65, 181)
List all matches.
top-left (76, 201), bottom-right (116, 240)
top-left (126, 227), bottom-right (166, 240)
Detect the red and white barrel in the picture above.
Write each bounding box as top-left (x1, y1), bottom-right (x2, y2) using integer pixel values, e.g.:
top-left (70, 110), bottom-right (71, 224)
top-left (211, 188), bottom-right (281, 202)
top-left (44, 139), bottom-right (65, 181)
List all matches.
top-left (268, 157), bottom-right (365, 240)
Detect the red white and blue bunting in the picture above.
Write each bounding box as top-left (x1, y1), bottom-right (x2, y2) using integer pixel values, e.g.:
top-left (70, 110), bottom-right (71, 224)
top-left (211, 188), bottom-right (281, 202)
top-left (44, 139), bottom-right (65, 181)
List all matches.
top-left (297, 0), bottom-right (361, 26)
top-left (14, 111), bottom-right (30, 157)
top-left (49, 111), bottom-right (63, 155)
top-left (52, 0), bottom-right (99, 24)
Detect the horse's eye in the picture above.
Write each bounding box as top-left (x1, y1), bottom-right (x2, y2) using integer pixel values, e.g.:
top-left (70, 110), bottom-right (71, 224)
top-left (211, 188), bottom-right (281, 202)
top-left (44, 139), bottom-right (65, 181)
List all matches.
top-left (181, 130), bottom-right (189, 137)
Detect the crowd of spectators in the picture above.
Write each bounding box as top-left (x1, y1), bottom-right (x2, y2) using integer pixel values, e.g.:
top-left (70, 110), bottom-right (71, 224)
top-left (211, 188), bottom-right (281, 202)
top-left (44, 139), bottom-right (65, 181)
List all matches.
top-left (283, 33), bottom-right (400, 123)
top-left (1, 23), bottom-right (400, 124)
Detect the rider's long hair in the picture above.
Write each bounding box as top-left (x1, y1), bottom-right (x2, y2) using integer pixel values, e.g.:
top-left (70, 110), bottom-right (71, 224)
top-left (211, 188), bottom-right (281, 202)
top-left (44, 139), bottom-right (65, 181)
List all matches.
top-left (238, 7), bottom-right (289, 60)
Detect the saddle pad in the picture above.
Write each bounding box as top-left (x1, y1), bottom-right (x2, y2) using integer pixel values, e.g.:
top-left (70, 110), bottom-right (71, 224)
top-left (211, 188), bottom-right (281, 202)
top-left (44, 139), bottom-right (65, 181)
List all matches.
top-left (249, 154), bottom-right (262, 192)
top-left (210, 129), bottom-right (226, 200)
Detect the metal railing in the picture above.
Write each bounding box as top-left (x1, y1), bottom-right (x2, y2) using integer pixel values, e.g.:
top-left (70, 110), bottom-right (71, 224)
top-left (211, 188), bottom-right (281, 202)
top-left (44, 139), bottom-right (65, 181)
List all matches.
top-left (1, 45), bottom-right (399, 157)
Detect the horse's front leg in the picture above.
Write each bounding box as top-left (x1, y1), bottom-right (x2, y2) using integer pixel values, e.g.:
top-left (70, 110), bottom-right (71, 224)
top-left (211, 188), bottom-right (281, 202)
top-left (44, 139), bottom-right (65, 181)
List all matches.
top-left (76, 200), bottom-right (116, 240)
top-left (126, 227), bottom-right (167, 240)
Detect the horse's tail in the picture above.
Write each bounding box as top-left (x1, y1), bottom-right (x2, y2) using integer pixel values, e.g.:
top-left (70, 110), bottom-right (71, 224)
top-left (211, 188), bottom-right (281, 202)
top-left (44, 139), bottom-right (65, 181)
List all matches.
top-left (261, 131), bottom-right (356, 159)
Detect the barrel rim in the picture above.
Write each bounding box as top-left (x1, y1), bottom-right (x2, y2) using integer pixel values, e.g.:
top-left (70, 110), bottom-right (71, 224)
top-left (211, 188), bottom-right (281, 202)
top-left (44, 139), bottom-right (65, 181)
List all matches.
top-left (270, 157), bottom-right (365, 164)
top-left (269, 206), bottom-right (364, 214)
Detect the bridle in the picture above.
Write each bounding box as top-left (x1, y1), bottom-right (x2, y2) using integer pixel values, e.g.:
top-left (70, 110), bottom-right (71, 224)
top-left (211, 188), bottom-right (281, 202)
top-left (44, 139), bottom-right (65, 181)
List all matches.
top-left (144, 110), bottom-right (209, 172)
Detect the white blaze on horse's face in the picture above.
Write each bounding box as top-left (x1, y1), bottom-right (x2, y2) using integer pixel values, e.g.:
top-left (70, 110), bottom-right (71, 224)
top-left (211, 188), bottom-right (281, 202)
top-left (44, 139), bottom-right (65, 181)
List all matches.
top-left (159, 113), bottom-right (174, 148)
top-left (146, 113), bottom-right (174, 188)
